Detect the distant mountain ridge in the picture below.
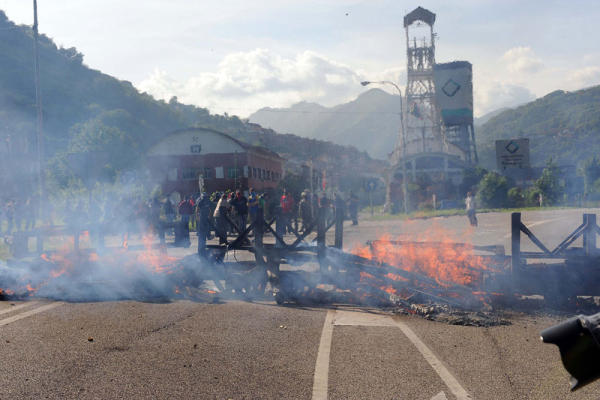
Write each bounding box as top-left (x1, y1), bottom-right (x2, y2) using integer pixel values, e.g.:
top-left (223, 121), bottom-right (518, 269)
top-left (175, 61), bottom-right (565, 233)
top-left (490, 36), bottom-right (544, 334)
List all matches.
top-left (477, 86), bottom-right (600, 169)
top-left (0, 9), bottom-right (382, 191)
top-left (250, 88), bottom-right (401, 159)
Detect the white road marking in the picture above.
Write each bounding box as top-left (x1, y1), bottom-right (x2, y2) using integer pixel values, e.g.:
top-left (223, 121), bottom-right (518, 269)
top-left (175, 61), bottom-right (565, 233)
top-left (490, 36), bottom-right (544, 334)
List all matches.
top-left (0, 301), bottom-right (40, 316)
top-left (0, 302), bottom-right (63, 327)
top-left (311, 309), bottom-right (335, 400)
top-left (502, 217), bottom-right (566, 239)
top-left (314, 310), bottom-right (471, 399)
top-left (333, 310), bottom-right (396, 327)
top-left (393, 319), bottom-right (472, 400)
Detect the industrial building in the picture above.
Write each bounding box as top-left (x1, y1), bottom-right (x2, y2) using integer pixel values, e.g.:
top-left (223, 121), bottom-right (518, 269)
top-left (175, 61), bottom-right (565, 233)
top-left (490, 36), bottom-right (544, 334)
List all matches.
top-left (146, 127), bottom-right (284, 197)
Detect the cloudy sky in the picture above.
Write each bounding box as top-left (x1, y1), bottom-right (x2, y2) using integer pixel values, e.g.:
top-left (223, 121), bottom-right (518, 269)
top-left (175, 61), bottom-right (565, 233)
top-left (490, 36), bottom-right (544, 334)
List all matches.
top-left (1, 0), bottom-right (599, 117)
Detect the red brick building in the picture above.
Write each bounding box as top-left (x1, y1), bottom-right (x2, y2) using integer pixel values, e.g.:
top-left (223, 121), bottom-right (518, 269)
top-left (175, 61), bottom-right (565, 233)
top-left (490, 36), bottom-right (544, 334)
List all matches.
top-left (146, 128), bottom-right (284, 197)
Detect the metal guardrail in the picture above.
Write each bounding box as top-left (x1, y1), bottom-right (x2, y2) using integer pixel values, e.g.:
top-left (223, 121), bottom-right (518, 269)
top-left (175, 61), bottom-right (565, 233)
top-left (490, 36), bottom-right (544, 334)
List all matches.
top-left (511, 212), bottom-right (599, 272)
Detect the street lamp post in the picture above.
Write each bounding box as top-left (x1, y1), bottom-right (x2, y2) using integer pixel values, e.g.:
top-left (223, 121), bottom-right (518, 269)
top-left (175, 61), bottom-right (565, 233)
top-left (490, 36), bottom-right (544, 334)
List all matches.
top-left (361, 81), bottom-right (409, 214)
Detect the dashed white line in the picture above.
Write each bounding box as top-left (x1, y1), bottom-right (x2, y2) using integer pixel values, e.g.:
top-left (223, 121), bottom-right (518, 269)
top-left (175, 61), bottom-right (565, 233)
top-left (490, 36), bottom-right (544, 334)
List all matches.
top-left (0, 302), bottom-right (63, 327)
top-left (311, 309), bottom-right (335, 400)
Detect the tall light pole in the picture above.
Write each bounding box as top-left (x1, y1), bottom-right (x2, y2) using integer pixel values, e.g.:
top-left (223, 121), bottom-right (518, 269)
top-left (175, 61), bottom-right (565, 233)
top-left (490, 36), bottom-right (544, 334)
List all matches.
top-left (33, 0), bottom-right (45, 222)
top-left (361, 81), bottom-right (408, 214)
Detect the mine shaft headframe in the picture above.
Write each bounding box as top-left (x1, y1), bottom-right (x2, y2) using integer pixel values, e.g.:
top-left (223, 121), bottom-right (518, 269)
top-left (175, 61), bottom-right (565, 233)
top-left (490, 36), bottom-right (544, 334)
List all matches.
top-left (403, 6), bottom-right (436, 27)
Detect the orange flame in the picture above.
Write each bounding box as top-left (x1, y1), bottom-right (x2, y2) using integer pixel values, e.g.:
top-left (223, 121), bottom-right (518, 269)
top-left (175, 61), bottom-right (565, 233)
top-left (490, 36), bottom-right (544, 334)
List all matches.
top-left (352, 227), bottom-right (491, 288)
top-left (136, 232), bottom-right (177, 274)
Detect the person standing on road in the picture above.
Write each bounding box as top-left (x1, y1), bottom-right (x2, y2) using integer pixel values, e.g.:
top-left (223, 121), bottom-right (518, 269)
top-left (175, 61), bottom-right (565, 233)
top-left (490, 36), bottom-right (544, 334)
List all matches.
top-left (23, 197), bottom-right (36, 231)
top-left (213, 194), bottom-right (229, 244)
top-left (4, 199), bottom-right (14, 234)
top-left (280, 188), bottom-right (295, 234)
top-left (348, 191), bottom-right (359, 226)
top-left (195, 192), bottom-right (212, 256)
top-left (248, 188), bottom-right (259, 223)
top-left (178, 196), bottom-right (194, 231)
top-left (465, 192), bottom-right (478, 227)
top-left (298, 191), bottom-right (312, 233)
top-left (149, 197), bottom-right (162, 236)
top-left (231, 189), bottom-right (248, 233)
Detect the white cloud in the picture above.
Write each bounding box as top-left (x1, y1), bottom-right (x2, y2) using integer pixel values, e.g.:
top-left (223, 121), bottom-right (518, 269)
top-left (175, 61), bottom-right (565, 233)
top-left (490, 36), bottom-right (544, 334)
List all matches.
top-left (137, 49), bottom-right (368, 116)
top-left (475, 81), bottom-right (536, 116)
top-left (502, 46), bottom-right (543, 74)
top-left (567, 66), bottom-right (600, 89)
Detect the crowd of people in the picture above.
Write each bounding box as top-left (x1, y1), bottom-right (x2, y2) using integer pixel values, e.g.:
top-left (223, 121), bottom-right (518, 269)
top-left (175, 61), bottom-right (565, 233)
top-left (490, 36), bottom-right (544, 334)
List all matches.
top-left (0, 188), bottom-right (361, 252)
top-left (170, 187), bottom-right (361, 249)
top-left (0, 197), bottom-right (39, 235)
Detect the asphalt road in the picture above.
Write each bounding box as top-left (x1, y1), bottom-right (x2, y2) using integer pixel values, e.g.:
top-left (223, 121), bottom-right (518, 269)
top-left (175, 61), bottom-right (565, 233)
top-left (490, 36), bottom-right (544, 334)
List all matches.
top-left (1, 208), bottom-right (600, 399)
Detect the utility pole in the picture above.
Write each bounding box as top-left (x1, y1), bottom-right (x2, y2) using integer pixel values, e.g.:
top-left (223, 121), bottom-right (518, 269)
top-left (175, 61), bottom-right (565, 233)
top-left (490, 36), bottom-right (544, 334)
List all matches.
top-left (234, 150), bottom-right (238, 189)
top-left (361, 81), bottom-right (408, 214)
top-left (309, 158), bottom-right (314, 218)
top-left (33, 0), bottom-right (45, 221)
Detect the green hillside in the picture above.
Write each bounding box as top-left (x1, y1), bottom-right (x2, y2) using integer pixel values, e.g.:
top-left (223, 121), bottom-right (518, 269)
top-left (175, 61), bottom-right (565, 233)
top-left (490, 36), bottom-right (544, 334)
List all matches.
top-left (476, 86), bottom-right (600, 169)
top-left (0, 10), bottom-right (378, 192)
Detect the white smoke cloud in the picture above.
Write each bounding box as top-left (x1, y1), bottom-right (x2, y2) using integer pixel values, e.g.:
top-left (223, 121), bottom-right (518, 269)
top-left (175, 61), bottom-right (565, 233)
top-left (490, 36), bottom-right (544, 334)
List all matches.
top-left (475, 81), bottom-right (536, 116)
top-left (567, 66), bottom-right (600, 89)
top-left (502, 46), bottom-right (543, 74)
top-left (137, 49), bottom-right (367, 116)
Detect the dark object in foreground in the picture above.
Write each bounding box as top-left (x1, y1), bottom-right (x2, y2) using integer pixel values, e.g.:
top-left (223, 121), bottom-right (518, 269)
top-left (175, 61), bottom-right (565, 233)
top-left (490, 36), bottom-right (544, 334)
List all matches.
top-left (541, 312), bottom-right (600, 391)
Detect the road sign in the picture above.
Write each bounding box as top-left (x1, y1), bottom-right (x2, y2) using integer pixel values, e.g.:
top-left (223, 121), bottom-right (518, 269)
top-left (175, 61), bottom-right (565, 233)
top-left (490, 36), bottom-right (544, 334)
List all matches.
top-left (495, 139), bottom-right (530, 170)
top-left (365, 178), bottom-right (378, 192)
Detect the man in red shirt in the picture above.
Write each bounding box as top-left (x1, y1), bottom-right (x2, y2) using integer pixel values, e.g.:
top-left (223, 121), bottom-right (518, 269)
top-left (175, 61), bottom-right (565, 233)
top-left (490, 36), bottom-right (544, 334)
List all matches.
top-left (280, 189), bottom-right (295, 235)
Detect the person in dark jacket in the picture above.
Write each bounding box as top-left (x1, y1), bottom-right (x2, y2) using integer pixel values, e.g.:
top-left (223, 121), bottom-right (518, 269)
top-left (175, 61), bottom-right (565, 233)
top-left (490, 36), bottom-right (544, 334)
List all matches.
top-left (178, 196), bottom-right (194, 230)
top-left (348, 191), bottom-right (359, 225)
top-left (247, 188), bottom-right (259, 223)
top-left (213, 194), bottom-right (229, 245)
top-left (230, 190), bottom-right (248, 233)
top-left (298, 191), bottom-right (312, 233)
top-left (195, 193), bottom-right (212, 255)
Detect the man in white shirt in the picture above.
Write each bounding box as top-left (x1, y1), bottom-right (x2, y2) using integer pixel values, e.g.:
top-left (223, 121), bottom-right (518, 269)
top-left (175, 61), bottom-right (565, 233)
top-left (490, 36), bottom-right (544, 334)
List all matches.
top-left (465, 192), bottom-right (478, 227)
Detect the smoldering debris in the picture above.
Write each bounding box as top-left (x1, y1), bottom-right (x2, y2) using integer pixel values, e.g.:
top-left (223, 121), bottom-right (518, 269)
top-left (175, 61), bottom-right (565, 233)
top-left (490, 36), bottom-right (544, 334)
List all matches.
top-left (395, 303), bottom-right (511, 327)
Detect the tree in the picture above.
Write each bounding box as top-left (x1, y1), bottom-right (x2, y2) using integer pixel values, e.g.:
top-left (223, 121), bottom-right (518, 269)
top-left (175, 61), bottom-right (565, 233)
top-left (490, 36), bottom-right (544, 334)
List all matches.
top-left (507, 187), bottom-right (525, 208)
top-left (582, 156), bottom-right (600, 196)
top-left (460, 166), bottom-right (488, 196)
top-left (477, 172), bottom-right (509, 208)
top-left (534, 158), bottom-right (563, 205)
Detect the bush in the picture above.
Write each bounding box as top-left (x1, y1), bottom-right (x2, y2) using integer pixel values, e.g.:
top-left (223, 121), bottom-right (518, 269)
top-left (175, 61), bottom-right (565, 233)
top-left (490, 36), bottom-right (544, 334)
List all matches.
top-left (507, 187), bottom-right (525, 208)
top-left (477, 172), bottom-right (509, 208)
top-left (460, 166), bottom-right (488, 195)
top-left (525, 187), bottom-right (543, 207)
top-left (534, 158), bottom-right (564, 206)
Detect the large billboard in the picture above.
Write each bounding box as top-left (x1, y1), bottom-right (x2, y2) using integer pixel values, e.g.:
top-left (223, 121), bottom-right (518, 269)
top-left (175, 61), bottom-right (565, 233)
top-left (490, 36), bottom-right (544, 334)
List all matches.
top-left (433, 61), bottom-right (473, 126)
top-left (495, 138), bottom-right (530, 170)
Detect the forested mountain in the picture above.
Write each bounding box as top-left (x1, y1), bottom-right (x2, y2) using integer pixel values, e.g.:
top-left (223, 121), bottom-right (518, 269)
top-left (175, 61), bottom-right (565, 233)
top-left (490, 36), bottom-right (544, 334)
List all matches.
top-left (474, 107), bottom-right (509, 127)
top-left (250, 89), bottom-right (401, 159)
top-left (0, 10), bottom-right (379, 190)
top-left (476, 86), bottom-right (600, 169)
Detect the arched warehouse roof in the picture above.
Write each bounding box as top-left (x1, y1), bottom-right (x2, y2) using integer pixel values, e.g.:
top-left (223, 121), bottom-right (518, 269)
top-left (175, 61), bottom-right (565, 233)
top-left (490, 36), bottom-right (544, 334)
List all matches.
top-left (147, 127), bottom-right (282, 160)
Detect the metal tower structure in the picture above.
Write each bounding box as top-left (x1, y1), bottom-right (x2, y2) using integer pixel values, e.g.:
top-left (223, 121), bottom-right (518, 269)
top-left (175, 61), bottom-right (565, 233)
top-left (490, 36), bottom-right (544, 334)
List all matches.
top-left (385, 7), bottom-right (478, 212)
top-left (402, 6), bottom-right (441, 157)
